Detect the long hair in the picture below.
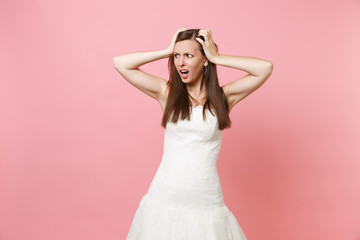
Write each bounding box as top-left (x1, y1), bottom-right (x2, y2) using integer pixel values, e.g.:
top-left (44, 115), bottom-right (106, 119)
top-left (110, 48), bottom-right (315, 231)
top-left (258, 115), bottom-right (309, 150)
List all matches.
top-left (161, 29), bottom-right (231, 130)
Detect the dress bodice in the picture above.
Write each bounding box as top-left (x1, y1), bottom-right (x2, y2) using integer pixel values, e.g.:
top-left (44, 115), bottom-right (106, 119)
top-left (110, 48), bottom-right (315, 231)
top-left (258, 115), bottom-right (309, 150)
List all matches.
top-left (147, 106), bottom-right (225, 209)
top-left (163, 106), bottom-right (223, 169)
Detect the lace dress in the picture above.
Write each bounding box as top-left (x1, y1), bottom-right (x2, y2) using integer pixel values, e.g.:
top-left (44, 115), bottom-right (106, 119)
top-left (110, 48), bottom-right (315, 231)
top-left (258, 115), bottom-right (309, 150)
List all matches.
top-left (126, 106), bottom-right (247, 240)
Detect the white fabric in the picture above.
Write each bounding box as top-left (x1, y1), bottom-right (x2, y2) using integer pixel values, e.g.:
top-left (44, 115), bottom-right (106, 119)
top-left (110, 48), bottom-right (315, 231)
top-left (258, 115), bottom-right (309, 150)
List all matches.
top-left (127, 106), bottom-right (247, 240)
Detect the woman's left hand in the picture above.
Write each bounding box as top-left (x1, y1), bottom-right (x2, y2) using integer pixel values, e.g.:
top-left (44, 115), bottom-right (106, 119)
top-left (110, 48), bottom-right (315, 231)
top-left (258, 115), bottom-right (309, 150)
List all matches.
top-left (195, 29), bottom-right (219, 63)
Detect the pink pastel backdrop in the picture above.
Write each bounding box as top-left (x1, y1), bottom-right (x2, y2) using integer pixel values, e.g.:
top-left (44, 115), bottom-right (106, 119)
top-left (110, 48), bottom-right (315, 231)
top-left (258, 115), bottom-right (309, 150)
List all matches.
top-left (1, 0), bottom-right (359, 239)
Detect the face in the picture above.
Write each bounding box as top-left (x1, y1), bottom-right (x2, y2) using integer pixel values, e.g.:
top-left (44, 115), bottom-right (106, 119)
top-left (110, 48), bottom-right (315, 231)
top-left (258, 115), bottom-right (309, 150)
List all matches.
top-left (173, 40), bottom-right (208, 84)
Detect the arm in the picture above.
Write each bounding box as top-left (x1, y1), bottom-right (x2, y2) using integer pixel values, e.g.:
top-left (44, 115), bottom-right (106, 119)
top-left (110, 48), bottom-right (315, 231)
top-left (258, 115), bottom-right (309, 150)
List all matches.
top-left (113, 48), bottom-right (171, 70)
top-left (195, 29), bottom-right (273, 111)
top-left (112, 49), bottom-right (171, 103)
top-left (113, 28), bottom-right (187, 104)
top-left (213, 54), bottom-right (273, 111)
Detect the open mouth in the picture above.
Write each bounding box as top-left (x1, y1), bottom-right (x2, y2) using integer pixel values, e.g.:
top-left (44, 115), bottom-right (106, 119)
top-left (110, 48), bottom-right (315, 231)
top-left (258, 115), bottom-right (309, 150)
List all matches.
top-left (180, 70), bottom-right (189, 78)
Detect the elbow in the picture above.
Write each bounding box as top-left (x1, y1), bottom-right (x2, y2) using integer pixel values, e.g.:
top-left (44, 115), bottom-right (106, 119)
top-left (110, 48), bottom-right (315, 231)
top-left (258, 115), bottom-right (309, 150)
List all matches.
top-left (113, 56), bottom-right (124, 71)
top-left (113, 56), bottom-right (119, 67)
top-left (256, 62), bottom-right (273, 79)
top-left (264, 61), bottom-right (273, 76)
top-left (254, 61), bottom-right (273, 77)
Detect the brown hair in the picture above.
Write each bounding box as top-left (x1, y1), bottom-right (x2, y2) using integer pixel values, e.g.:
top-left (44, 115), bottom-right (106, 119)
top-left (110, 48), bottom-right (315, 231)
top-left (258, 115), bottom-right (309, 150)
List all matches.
top-left (161, 29), bottom-right (231, 130)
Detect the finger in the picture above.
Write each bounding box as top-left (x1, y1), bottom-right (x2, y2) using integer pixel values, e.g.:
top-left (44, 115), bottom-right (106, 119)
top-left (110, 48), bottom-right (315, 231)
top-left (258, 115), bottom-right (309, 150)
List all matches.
top-left (198, 29), bottom-right (207, 35)
top-left (174, 28), bottom-right (186, 39)
top-left (195, 36), bottom-right (205, 45)
top-left (200, 30), bottom-right (214, 43)
top-left (196, 33), bottom-right (206, 44)
top-left (201, 32), bottom-right (210, 43)
top-left (200, 29), bottom-right (212, 38)
top-left (175, 28), bottom-right (187, 37)
top-left (199, 29), bottom-right (210, 34)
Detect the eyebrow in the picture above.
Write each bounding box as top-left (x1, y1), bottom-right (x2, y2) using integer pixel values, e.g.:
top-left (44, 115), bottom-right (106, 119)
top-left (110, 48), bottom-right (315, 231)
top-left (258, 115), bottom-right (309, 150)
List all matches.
top-left (174, 52), bottom-right (193, 54)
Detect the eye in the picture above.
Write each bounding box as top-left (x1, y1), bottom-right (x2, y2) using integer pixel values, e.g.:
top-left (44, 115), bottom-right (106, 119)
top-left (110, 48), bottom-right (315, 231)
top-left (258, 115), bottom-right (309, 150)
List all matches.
top-left (174, 53), bottom-right (179, 58)
top-left (187, 54), bottom-right (193, 58)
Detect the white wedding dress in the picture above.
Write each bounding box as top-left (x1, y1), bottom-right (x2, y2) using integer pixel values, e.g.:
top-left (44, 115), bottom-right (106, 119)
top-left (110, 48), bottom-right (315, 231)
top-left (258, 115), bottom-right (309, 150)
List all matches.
top-left (126, 106), bottom-right (247, 240)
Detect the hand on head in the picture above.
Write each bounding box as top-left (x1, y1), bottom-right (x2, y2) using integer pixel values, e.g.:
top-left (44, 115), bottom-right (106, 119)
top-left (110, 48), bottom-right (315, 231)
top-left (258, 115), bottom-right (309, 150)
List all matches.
top-left (167, 28), bottom-right (188, 55)
top-left (195, 29), bottom-right (219, 63)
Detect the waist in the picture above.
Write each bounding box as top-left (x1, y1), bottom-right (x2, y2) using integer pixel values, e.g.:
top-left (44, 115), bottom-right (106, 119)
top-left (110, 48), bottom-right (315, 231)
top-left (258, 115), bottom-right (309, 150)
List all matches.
top-left (147, 179), bottom-right (225, 209)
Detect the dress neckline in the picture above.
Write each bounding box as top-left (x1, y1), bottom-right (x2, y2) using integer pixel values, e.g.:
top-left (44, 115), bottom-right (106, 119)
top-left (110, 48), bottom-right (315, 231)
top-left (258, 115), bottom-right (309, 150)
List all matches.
top-left (192, 105), bottom-right (216, 112)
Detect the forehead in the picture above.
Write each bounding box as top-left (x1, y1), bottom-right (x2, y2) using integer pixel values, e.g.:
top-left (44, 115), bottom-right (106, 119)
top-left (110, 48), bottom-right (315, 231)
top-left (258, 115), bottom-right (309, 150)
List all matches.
top-left (174, 40), bottom-right (200, 53)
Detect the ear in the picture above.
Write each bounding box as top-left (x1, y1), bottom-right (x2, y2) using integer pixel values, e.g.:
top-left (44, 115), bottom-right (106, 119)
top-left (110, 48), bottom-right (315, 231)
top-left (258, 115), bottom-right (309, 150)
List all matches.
top-left (204, 58), bottom-right (208, 67)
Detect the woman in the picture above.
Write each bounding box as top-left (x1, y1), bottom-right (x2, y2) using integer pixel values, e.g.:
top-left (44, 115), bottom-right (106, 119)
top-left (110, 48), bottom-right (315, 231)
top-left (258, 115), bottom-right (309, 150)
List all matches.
top-left (113, 28), bottom-right (273, 240)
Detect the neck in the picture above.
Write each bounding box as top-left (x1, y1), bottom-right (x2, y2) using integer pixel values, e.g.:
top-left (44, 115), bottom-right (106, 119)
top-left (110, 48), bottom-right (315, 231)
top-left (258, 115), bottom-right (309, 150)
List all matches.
top-left (187, 84), bottom-right (206, 106)
top-left (187, 83), bottom-right (206, 95)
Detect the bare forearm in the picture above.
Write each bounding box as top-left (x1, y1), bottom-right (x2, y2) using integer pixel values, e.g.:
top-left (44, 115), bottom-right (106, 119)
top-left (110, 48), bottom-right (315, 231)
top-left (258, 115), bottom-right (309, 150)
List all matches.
top-left (113, 48), bottom-right (171, 70)
top-left (212, 54), bottom-right (273, 77)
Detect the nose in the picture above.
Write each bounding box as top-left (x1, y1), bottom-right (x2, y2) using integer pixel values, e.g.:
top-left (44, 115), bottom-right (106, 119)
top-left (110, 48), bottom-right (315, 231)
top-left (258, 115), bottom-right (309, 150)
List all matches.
top-left (179, 56), bottom-right (185, 66)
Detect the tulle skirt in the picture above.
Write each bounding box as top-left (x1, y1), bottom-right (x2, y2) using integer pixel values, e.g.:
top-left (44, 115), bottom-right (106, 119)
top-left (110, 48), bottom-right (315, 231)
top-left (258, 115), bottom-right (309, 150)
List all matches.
top-left (126, 193), bottom-right (248, 240)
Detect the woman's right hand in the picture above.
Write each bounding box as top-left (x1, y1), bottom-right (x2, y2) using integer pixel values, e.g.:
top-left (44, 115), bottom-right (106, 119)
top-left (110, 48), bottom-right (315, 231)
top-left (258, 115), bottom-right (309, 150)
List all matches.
top-left (166, 28), bottom-right (188, 56)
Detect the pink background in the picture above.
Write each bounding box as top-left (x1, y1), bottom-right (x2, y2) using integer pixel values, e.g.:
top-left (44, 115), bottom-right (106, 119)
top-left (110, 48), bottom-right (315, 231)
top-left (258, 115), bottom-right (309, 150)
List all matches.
top-left (1, 0), bottom-right (359, 239)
